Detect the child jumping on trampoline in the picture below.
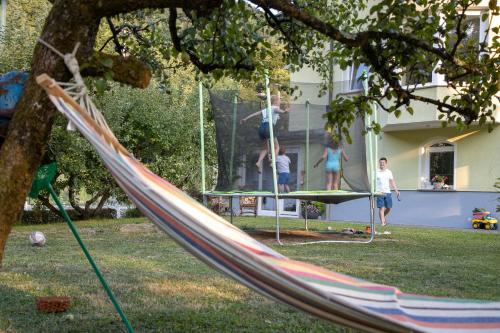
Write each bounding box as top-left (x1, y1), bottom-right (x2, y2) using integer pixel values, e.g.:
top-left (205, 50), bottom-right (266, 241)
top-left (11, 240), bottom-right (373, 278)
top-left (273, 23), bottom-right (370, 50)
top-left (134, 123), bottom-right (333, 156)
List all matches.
top-left (313, 139), bottom-right (349, 190)
top-left (240, 93), bottom-right (289, 173)
top-left (276, 146), bottom-right (291, 193)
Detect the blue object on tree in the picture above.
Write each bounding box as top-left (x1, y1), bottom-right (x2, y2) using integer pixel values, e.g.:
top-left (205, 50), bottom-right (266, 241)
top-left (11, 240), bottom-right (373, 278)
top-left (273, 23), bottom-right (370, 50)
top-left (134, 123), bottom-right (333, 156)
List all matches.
top-left (0, 71), bottom-right (29, 119)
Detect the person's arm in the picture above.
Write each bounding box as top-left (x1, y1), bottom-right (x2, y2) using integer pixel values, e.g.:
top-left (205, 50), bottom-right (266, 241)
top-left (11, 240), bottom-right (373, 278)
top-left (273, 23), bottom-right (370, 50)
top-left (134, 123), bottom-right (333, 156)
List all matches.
top-left (314, 148), bottom-right (328, 168)
top-left (390, 178), bottom-right (400, 199)
top-left (275, 105), bottom-right (290, 114)
top-left (341, 149), bottom-right (349, 162)
top-left (240, 111), bottom-right (261, 124)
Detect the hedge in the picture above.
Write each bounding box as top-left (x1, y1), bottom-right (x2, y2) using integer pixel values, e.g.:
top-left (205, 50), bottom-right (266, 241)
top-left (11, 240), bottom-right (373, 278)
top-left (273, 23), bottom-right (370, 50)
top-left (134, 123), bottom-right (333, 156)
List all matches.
top-left (19, 208), bottom-right (117, 225)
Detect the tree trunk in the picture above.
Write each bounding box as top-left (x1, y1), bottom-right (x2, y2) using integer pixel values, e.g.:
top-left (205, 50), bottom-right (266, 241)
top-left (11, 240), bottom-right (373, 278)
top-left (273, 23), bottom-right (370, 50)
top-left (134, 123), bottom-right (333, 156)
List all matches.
top-left (0, 2), bottom-right (100, 264)
top-left (37, 194), bottom-right (62, 217)
top-left (68, 175), bottom-right (85, 219)
top-left (92, 189), bottom-right (111, 218)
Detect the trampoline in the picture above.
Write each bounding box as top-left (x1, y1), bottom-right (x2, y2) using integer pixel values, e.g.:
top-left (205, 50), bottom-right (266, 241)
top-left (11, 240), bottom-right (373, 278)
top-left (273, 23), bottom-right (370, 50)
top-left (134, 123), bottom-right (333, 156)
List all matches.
top-left (200, 77), bottom-right (379, 244)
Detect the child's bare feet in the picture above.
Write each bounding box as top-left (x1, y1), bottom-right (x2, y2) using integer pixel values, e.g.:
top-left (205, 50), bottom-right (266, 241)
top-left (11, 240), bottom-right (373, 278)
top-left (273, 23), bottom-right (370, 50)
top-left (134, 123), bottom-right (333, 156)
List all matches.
top-left (255, 163), bottom-right (262, 174)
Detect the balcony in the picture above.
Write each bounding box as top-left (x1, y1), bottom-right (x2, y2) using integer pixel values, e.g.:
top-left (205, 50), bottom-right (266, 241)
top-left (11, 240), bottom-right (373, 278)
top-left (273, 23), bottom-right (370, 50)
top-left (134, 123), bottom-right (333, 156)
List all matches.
top-left (334, 84), bottom-right (500, 132)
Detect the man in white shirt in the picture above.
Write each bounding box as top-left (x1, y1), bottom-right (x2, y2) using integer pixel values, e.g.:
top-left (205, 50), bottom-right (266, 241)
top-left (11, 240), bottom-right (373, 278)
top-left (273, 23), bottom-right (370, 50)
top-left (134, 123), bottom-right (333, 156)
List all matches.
top-left (376, 157), bottom-right (400, 226)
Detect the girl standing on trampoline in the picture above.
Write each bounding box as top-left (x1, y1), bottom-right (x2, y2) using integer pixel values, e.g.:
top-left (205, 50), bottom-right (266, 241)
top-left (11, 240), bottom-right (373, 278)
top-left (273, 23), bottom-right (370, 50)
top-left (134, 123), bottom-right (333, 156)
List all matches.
top-left (240, 93), bottom-right (289, 173)
top-left (313, 140), bottom-right (349, 190)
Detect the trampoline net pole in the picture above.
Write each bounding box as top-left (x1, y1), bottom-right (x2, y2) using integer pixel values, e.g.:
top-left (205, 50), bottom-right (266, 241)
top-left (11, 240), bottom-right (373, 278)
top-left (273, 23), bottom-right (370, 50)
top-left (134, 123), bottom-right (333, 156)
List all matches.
top-left (362, 70), bottom-right (375, 194)
top-left (199, 81), bottom-right (206, 194)
top-left (229, 95), bottom-right (238, 185)
top-left (305, 100), bottom-right (310, 229)
top-left (265, 75), bottom-right (281, 242)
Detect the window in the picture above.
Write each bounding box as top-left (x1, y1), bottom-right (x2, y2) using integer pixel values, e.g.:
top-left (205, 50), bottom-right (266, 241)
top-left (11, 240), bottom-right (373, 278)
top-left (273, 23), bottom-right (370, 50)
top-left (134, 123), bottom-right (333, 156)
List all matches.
top-left (457, 14), bottom-right (481, 54)
top-left (350, 63), bottom-right (369, 90)
top-left (444, 11), bottom-right (487, 83)
top-left (428, 143), bottom-right (454, 185)
top-left (419, 140), bottom-right (456, 189)
top-left (403, 62), bottom-right (433, 86)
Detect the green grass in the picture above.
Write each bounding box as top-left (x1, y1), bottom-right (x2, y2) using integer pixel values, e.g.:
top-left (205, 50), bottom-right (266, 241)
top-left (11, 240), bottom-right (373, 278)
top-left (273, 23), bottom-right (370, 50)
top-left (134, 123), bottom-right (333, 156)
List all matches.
top-left (0, 217), bottom-right (499, 333)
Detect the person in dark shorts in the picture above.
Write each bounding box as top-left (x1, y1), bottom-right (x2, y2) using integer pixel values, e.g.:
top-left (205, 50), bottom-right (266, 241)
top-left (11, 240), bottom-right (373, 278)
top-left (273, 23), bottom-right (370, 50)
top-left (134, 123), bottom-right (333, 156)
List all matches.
top-left (276, 146), bottom-right (292, 193)
top-left (240, 93), bottom-right (289, 173)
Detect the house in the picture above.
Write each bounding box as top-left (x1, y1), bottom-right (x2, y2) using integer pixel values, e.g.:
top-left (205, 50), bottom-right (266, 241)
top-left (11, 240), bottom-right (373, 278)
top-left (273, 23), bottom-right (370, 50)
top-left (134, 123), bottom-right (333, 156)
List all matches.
top-left (288, 3), bottom-right (500, 228)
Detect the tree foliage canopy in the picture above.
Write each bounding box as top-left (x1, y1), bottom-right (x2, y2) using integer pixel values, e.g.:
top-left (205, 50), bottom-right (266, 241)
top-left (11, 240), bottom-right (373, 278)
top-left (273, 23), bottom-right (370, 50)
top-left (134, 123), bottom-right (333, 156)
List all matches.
top-left (85, 0), bottom-right (499, 139)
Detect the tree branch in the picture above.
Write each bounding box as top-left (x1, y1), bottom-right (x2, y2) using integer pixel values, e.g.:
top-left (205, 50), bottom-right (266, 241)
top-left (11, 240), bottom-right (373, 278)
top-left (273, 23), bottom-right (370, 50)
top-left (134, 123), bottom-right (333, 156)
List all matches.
top-left (89, 0), bottom-right (223, 19)
top-left (68, 175), bottom-right (84, 215)
top-left (81, 52), bottom-right (152, 88)
top-left (168, 8), bottom-right (254, 73)
top-left (37, 194), bottom-right (62, 217)
top-left (106, 17), bottom-right (124, 55)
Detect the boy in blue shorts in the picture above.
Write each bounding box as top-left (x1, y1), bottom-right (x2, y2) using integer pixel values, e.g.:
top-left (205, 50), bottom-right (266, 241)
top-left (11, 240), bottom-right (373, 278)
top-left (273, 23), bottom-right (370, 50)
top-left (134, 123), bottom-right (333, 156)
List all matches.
top-left (276, 146), bottom-right (291, 193)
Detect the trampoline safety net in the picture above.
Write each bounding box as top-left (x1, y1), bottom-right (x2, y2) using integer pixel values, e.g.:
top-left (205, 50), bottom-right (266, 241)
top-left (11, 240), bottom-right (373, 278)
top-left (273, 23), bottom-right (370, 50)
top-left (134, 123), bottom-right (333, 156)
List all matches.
top-left (208, 82), bottom-right (371, 199)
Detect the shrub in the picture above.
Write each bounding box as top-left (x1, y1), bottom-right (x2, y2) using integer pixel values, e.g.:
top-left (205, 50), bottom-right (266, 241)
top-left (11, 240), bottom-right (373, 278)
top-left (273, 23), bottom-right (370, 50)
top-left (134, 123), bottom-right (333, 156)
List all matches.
top-left (19, 208), bottom-right (117, 225)
top-left (300, 201), bottom-right (326, 219)
top-left (20, 209), bottom-right (63, 225)
top-left (123, 208), bottom-right (144, 218)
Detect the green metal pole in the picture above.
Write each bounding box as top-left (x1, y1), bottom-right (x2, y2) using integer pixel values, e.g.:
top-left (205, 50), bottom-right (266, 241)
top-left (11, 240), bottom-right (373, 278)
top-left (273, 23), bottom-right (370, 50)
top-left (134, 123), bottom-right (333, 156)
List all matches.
top-left (362, 70), bottom-right (375, 194)
top-left (304, 100), bottom-right (310, 231)
top-left (199, 81), bottom-right (206, 194)
top-left (229, 95), bottom-right (238, 185)
top-left (47, 185), bottom-right (134, 333)
top-left (373, 103), bottom-right (379, 184)
top-left (265, 75), bottom-right (281, 243)
top-left (305, 100), bottom-right (310, 192)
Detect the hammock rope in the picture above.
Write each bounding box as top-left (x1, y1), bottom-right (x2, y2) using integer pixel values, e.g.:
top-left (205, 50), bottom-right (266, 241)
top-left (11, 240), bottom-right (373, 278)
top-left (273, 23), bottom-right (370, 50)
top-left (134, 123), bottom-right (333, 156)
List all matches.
top-left (35, 43), bottom-right (500, 333)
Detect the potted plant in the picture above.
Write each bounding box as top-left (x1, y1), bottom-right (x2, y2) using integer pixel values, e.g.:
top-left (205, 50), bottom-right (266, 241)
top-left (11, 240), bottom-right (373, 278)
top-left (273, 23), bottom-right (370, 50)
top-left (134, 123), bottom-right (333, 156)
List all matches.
top-left (301, 201), bottom-right (326, 219)
top-left (431, 175), bottom-right (447, 189)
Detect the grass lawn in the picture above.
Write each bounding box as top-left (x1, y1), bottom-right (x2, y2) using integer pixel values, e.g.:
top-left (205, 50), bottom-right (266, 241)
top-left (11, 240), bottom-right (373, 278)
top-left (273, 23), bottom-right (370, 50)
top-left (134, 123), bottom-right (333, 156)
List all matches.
top-left (0, 217), bottom-right (499, 332)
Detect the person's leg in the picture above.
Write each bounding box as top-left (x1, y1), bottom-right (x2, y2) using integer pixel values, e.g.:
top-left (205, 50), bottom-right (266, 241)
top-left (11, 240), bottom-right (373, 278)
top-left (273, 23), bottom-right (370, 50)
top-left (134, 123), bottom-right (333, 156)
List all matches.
top-left (284, 173), bottom-right (290, 193)
top-left (256, 141), bottom-right (268, 171)
top-left (376, 196), bottom-right (386, 225)
top-left (332, 171), bottom-right (340, 190)
top-left (273, 138), bottom-right (279, 161)
top-left (326, 171), bottom-right (333, 190)
top-left (379, 207), bottom-right (386, 226)
top-left (268, 138), bottom-right (279, 164)
top-left (382, 193), bottom-right (393, 224)
top-left (278, 184), bottom-right (284, 193)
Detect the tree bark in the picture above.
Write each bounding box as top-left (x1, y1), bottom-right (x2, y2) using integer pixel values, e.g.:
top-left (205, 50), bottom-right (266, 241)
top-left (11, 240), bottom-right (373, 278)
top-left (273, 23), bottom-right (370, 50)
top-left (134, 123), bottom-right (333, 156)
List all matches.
top-left (92, 189), bottom-right (111, 218)
top-left (0, 1), bottom-right (100, 264)
top-left (67, 175), bottom-right (84, 218)
top-left (37, 194), bottom-right (62, 217)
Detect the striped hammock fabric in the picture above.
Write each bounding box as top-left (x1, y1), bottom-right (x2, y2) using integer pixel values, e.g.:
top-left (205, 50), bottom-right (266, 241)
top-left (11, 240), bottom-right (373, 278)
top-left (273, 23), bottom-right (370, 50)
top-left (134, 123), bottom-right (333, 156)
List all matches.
top-left (37, 74), bottom-right (500, 333)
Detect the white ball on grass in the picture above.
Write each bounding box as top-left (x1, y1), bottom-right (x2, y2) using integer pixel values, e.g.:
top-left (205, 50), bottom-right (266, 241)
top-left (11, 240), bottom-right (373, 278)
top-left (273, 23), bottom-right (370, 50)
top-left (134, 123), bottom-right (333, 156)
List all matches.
top-left (29, 231), bottom-right (46, 247)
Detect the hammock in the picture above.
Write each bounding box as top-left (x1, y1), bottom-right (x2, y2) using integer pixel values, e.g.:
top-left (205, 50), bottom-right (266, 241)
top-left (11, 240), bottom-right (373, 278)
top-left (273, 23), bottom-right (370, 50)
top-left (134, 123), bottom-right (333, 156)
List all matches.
top-left (36, 73), bottom-right (500, 333)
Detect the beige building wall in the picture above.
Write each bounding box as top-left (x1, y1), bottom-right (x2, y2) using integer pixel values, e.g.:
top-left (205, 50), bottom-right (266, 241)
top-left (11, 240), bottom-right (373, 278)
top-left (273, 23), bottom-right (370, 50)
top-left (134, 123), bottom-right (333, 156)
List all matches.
top-left (379, 126), bottom-right (500, 191)
top-left (289, 1), bottom-right (499, 193)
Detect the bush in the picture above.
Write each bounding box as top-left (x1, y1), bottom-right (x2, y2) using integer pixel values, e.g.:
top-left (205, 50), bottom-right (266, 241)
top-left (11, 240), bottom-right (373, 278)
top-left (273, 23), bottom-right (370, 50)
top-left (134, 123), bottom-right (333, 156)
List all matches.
top-left (20, 209), bottom-right (63, 225)
top-left (123, 208), bottom-right (143, 218)
top-left (300, 201), bottom-right (326, 219)
top-left (19, 208), bottom-right (117, 225)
